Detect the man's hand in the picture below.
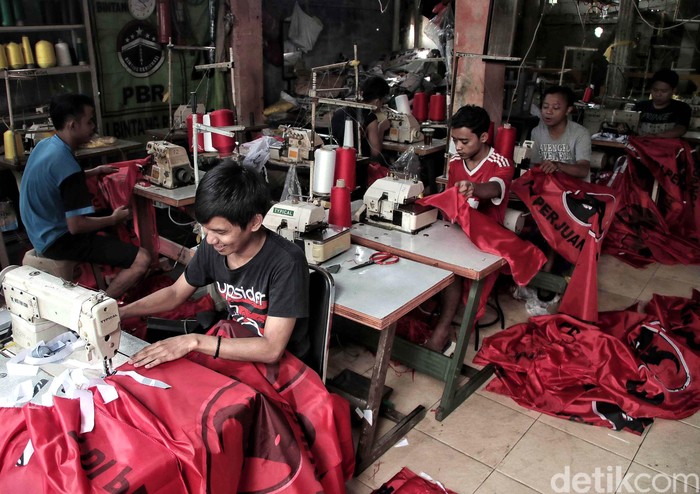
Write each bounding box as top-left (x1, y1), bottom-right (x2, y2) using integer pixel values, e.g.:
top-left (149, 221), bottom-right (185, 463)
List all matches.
top-left (455, 180), bottom-right (475, 198)
top-left (87, 165), bottom-right (119, 177)
top-left (539, 160), bottom-right (559, 174)
top-left (128, 334), bottom-right (197, 369)
top-left (111, 205), bottom-right (131, 225)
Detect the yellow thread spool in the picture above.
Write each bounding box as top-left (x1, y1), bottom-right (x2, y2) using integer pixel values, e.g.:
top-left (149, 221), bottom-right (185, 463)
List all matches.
top-left (0, 44), bottom-right (7, 69)
top-left (6, 41), bottom-right (24, 69)
top-left (4, 129), bottom-right (23, 161)
top-left (35, 40), bottom-right (55, 68)
top-left (21, 36), bottom-right (35, 68)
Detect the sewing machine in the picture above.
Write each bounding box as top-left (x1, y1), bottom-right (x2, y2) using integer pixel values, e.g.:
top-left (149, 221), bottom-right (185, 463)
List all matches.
top-left (0, 265), bottom-right (121, 375)
top-left (384, 110), bottom-right (423, 144)
top-left (269, 126), bottom-right (323, 163)
top-left (145, 140), bottom-right (195, 188)
top-left (582, 108), bottom-right (641, 136)
top-left (262, 200), bottom-right (351, 264)
top-left (362, 175), bottom-right (438, 234)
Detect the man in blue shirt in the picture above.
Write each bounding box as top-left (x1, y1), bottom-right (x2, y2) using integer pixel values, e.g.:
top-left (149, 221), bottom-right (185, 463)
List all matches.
top-left (20, 93), bottom-right (150, 298)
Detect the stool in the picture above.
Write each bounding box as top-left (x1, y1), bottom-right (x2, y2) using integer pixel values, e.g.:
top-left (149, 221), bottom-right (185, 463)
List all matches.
top-left (22, 249), bottom-right (107, 291)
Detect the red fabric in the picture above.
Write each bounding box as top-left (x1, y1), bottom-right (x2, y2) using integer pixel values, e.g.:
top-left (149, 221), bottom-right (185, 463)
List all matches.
top-left (0, 328), bottom-right (354, 493)
top-left (512, 169), bottom-right (618, 322)
top-left (372, 467), bottom-right (458, 494)
top-left (602, 141), bottom-right (700, 267)
top-left (474, 290), bottom-right (700, 434)
top-left (367, 162), bottom-right (390, 187)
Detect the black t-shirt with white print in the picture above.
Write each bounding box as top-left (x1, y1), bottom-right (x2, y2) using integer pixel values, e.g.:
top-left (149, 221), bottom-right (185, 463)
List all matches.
top-left (185, 230), bottom-right (310, 359)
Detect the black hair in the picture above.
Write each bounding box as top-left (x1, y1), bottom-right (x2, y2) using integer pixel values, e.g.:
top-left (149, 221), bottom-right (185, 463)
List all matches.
top-left (541, 85), bottom-right (575, 108)
top-left (49, 93), bottom-right (95, 130)
top-left (651, 68), bottom-right (679, 89)
top-left (450, 105), bottom-right (491, 136)
top-left (361, 76), bottom-right (390, 102)
top-left (194, 161), bottom-right (271, 227)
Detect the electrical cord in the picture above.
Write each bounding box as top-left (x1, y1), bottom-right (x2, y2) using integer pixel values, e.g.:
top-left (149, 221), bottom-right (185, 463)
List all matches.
top-left (631, 1), bottom-right (700, 31)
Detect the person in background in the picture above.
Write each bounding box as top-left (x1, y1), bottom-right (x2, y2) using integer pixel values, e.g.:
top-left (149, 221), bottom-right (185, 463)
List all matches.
top-left (425, 105), bottom-right (514, 352)
top-left (19, 93), bottom-right (150, 299)
top-left (531, 85), bottom-right (592, 181)
top-left (634, 68), bottom-right (691, 138)
top-left (121, 162), bottom-right (310, 368)
top-left (331, 76), bottom-right (391, 188)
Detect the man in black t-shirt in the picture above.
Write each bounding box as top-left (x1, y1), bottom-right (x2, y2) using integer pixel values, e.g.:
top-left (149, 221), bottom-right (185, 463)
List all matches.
top-left (120, 163), bottom-right (310, 367)
top-left (634, 69), bottom-right (691, 138)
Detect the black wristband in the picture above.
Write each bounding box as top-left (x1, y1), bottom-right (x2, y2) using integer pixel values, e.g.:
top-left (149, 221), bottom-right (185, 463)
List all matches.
top-left (213, 335), bottom-right (222, 359)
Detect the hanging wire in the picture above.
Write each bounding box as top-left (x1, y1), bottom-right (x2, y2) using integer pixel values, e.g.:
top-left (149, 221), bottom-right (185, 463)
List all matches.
top-left (377, 0), bottom-right (391, 14)
top-left (631, 1), bottom-right (700, 31)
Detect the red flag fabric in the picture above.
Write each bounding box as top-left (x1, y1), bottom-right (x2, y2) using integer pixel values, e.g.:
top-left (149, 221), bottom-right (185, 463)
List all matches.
top-left (511, 169), bottom-right (617, 321)
top-left (0, 325), bottom-right (354, 493)
top-left (372, 467), bottom-right (458, 494)
top-left (474, 290), bottom-right (700, 434)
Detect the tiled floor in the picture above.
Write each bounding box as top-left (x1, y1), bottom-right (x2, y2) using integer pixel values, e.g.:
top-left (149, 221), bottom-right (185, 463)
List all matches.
top-left (341, 254), bottom-right (700, 494)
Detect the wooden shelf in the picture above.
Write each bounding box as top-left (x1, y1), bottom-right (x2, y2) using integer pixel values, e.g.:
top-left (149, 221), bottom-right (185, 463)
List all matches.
top-left (0, 66), bottom-right (93, 79)
top-left (0, 24), bottom-right (85, 33)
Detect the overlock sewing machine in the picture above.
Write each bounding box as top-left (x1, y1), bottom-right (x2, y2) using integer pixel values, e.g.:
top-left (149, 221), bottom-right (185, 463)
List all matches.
top-left (0, 265), bottom-right (121, 375)
top-left (384, 109), bottom-right (423, 144)
top-left (145, 140), bottom-right (195, 189)
top-left (362, 174), bottom-right (438, 234)
top-left (269, 126), bottom-right (323, 163)
top-left (262, 199), bottom-right (351, 264)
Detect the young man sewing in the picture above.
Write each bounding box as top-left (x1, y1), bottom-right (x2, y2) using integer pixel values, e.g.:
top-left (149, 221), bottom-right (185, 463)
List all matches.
top-left (425, 105), bottom-right (514, 352)
top-left (634, 68), bottom-right (691, 138)
top-left (19, 93), bottom-right (151, 298)
top-left (121, 162), bottom-right (310, 368)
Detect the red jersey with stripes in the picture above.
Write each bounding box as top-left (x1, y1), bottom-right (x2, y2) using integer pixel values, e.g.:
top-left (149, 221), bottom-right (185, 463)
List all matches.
top-left (447, 147), bottom-right (514, 223)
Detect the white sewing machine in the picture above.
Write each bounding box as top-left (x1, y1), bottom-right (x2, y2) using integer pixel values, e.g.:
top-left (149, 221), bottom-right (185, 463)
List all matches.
top-left (262, 200), bottom-right (351, 264)
top-left (362, 175), bottom-right (438, 234)
top-left (385, 110), bottom-right (423, 144)
top-left (0, 265), bottom-right (121, 375)
top-left (268, 126), bottom-right (323, 163)
top-left (145, 140), bottom-right (195, 189)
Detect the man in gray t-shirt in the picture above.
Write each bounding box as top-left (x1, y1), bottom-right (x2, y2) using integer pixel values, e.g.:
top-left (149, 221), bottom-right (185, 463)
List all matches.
top-left (531, 86), bottom-right (592, 182)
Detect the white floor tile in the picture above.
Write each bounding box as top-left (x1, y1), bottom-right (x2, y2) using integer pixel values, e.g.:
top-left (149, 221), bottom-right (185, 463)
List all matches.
top-left (475, 471), bottom-right (541, 494)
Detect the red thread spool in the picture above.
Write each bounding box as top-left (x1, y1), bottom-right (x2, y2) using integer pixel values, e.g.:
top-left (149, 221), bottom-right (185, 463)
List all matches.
top-left (487, 121), bottom-right (495, 146)
top-left (583, 85), bottom-right (594, 103)
top-left (328, 179), bottom-right (351, 227)
top-left (428, 93), bottom-right (446, 122)
top-left (209, 109), bottom-right (236, 157)
top-left (157, 0), bottom-right (171, 44)
top-left (186, 113), bottom-right (204, 152)
top-left (412, 92), bottom-right (429, 122)
top-left (494, 123), bottom-right (517, 162)
top-left (334, 146), bottom-right (356, 191)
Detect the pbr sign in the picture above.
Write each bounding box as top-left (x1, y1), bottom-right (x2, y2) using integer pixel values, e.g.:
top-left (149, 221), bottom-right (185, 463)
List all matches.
top-left (116, 20), bottom-right (164, 78)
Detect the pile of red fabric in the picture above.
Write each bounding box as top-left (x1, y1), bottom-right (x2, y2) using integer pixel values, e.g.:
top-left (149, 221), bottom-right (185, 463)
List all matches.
top-left (372, 467), bottom-right (458, 494)
top-left (0, 321), bottom-right (355, 493)
top-left (474, 290), bottom-right (700, 434)
top-left (602, 137), bottom-right (700, 267)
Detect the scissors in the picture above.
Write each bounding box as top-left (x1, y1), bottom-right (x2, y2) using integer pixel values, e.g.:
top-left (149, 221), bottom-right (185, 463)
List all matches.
top-left (349, 251), bottom-right (399, 270)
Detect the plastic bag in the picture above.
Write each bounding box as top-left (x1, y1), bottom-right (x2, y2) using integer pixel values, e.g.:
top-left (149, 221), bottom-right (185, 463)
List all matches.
top-left (423, 6), bottom-right (454, 80)
top-left (287, 2), bottom-right (323, 53)
top-left (391, 146), bottom-right (421, 177)
top-left (242, 136), bottom-right (276, 173)
top-left (280, 164), bottom-right (303, 202)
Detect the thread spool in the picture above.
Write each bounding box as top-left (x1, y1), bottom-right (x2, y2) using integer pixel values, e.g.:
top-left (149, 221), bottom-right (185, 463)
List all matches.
top-left (0, 45), bottom-right (7, 69)
top-left (328, 179), bottom-right (351, 228)
top-left (209, 109), bottom-right (236, 157)
top-left (428, 93), bottom-right (447, 122)
top-left (494, 123), bottom-right (517, 162)
top-left (583, 84), bottom-right (594, 103)
top-left (313, 146), bottom-right (337, 196)
top-left (11, 0), bottom-right (24, 26)
top-left (54, 39), bottom-right (71, 67)
top-left (395, 94), bottom-right (411, 114)
top-left (0, 0), bottom-right (13, 26)
top-left (202, 113), bottom-right (216, 152)
top-left (486, 121), bottom-right (495, 146)
top-left (334, 146), bottom-right (356, 191)
top-left (35, 40), bottom-right (56, 68)
top-left (75, 37), bottom-right (87, 65)
top-left (342, 118), bottom-right (354, 148)
top-left (21, 36), bottom-right (35, 69)
top-left (4, 129), bottom-right (23, 161)
top-left (412, 92), bottom-right (428, 122)
top-left (503, 208), bottom-right (526, 234)
top-left (6, 41), bottom-right (23, 69)
top-left (157, 0), bottom-right (171, 44)
top-left (186, 113), bottom-right (205, 152)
